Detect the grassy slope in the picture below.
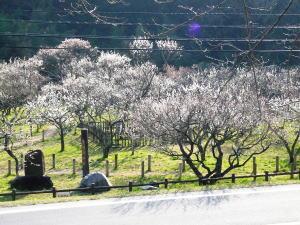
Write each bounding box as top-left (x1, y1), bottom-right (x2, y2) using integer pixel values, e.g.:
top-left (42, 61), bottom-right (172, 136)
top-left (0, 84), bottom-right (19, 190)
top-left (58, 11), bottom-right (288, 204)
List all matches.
top-left (0, 127), bottom-right (299, 206)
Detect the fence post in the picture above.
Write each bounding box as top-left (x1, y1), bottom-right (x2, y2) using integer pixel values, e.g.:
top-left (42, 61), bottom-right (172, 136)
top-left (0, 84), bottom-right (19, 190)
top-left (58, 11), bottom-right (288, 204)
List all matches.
top-left (52, 187), bottom-right (57, 198)
top-left (178, 163), bottom-right (183, 180)
top-left (129, 181), bottom-right (133, 192)
top-left (42, 130), bottom-right (45, 142)
top-left (81, 129), bottom-right (90, 177)
top-left (275, 156), bottom-right (279, 173)
top-left (252, 157), bottom-right (256, 174)
top-left (72, 159), bottom-right (76, 175)
top-left (253, 163), bottom-right (257, 182)
top-left (147, 155), bottom-right (152, 172)
top-left (12, 189), bottom-right (16, 201)
top-left (231, 174), bottom-right (236, 183)
top-left (8, 160), bottom-right (11, 176)
top-left (91, 183), bottom-right (95, 195)
top-left (114, 154), bottom-right (118, 170)
top-left (198, 177), bottom-right (202, 186)
top-left (182, 158), bottom-right (186, 172)
top-left (164, 179), bottom-right (168, 189)
top-left (52, 154), bottom-right (56, 169)
top-left (265, 171), bottom-right (269, 182)
top-left (141, 161), bottom-right (145, 178)
top-left (105, 160), bottom-right (109, 177)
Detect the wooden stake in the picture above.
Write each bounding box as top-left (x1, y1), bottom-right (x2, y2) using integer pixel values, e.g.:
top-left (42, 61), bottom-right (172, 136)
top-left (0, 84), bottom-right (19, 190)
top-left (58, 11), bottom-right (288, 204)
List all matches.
top-left (275, 156), bottom-right (279, 173)
top-left (178, 163), bottom-right (183, 180)
top-left (52, 154), bottom-right (56, 169)
top-left (252, 157), bottom-right (256, 175)
top-left (265, 171), bottom-right (269, 182)
top-left (147, 155), bottom-right (152, 172)
top-left (141, 161), bottom-right (145, 178)
top-left (81, 129), bottom-right (89, 177)
top-left (182, 158), bottom-right (186, 172)
top-left (72, 159), bottom-right (76, 175)
top-left (253, 163), bottom-right (257, 182)
top-left (105, 160), bottom-right (109, 177)
top-left (42, 130), bottom-right (45, 142)
top-left (114, 154), bottom-right (118, 170)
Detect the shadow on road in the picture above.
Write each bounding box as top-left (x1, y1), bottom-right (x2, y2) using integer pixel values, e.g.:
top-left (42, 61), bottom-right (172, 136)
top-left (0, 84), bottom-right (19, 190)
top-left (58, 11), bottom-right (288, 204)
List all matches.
top-left (110, 190), bottom-right (235, 215)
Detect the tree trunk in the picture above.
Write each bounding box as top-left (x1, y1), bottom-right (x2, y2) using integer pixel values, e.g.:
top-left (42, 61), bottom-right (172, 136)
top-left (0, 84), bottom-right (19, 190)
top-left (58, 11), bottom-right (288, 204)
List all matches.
top-left (5, 150), bottom-right (19, 176)
top-left (178, 142), bottom-right (203, 178)
top-left (288, 150), bottom-right (295, 165)
top-left (214, 155), bottom-right (223, 177)
top-left (185, 154), bottom-right (203, 178)
top-left (3, 134), bottom-right (19, 175)
top-left (59, 127), bottom-right (65, 152)
top-left (200, 150), bottom-right (206, 162)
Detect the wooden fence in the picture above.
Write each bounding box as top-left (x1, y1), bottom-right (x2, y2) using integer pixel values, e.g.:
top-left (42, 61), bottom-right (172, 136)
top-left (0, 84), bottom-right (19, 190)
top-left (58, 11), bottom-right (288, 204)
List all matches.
top-left (1, 169), bottom-right (300, 201)
top-left (86, 121), bottom-right (153, 148)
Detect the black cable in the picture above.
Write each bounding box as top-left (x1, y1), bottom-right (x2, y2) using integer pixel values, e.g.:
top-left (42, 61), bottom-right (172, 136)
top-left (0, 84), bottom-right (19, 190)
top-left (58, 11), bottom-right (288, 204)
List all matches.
top-left (0, 32), bottom-right (299, 42)
top-left (0, 19), bottom-right (299, 29)
top-left (1, 9), bottom-right (300, 16)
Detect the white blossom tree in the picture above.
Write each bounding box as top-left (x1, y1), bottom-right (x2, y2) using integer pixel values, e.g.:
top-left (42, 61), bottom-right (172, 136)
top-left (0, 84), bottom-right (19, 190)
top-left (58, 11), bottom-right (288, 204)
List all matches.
top-left (36, 38), bottom-right (98, 82)
top-left (269, 98), bottom-right (300, 164)
top-left (60, 53), bottom-right (127, 157)
top-left (265, 68), bottom-right (300, 164)
top-left (130, 69), bottom-right (272, 179)
top-left (28, 84), bottom-right (75, 152)
top-left (155, 39), bottom-right (183, 66)
top-left (0, 58), bottom-right (44, 173)
top-left (129, 37), bottom-right (153, 63)
top-left (94, 51), bottom-right (131, 81)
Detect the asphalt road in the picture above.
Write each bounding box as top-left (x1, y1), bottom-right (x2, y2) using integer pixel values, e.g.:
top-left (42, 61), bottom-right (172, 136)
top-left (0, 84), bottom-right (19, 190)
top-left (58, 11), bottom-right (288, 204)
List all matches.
top-left (1, 184), bottom-right (300, 225)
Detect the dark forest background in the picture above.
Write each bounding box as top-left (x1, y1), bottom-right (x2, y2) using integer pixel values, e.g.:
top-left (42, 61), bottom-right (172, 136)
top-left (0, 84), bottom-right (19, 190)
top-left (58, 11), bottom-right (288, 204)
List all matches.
top-left (0, 0), bottom-right (299, 66)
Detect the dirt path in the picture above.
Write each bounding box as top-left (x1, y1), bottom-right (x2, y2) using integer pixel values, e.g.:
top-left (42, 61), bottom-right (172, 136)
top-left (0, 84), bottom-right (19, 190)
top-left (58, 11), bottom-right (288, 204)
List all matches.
top-left (12, 127), bottom-right (57, 149)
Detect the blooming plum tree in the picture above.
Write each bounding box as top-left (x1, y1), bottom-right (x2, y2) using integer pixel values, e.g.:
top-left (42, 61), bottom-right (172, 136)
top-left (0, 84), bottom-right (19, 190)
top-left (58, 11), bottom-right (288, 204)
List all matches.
top-left (265, 68), bottom-right (300, 164)
top-left (129, 37), bottom-right (154, 63)
top-left (36, 38), bottom-right (97, 82)
top-left (28, 84), bottom-right (75, 152)
top-left (130, 69), bottom-right (272, 179)
top-left (0, 58), bottom-right (44, 173)
top-left (155, 39), bottom-right (183, 66)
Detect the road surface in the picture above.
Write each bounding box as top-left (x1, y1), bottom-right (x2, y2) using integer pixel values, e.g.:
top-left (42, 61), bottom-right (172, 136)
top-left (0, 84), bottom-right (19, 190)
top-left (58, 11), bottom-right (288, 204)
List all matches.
top-left (1, 184), bottom-right (300, 225)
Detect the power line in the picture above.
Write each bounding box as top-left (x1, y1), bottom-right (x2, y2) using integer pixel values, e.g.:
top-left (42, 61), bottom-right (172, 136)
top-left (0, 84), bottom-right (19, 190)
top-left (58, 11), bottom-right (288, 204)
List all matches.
top-left (0, 45), bottom-right (299, 53)
top-left (0, 33), bottom-right (299, 43)
top-left (0, 19), bottom-right (299, 29)
top-left (1, 9), bottom-right (300, 16)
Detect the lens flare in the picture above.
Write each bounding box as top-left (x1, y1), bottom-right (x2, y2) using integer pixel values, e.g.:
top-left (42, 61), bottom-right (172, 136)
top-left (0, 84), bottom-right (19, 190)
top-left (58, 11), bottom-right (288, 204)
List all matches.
top-left (188, 23), bottom-right (201, 37)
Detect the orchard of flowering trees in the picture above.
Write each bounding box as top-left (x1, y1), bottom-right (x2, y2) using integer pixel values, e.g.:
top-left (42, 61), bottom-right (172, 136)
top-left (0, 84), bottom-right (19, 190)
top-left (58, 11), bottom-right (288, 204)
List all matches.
top-left (0, 38), bottom-right (299, 179)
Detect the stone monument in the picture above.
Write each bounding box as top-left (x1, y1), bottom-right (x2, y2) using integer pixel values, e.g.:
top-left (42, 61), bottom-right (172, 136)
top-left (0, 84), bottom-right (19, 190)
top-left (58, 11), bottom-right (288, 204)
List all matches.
top-left (24, 150), bottom-right (45, 176)
top-left (11, 149), bottom-right (53, 191)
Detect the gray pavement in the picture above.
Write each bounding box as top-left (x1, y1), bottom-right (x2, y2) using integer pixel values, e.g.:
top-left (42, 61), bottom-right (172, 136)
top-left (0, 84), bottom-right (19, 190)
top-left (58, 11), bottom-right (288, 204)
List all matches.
top-left (1, 184), bottom-right (300, 225)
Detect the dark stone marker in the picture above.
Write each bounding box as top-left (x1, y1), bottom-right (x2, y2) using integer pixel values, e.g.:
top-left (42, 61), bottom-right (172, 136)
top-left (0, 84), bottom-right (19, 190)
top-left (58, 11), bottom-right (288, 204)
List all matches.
top-left (24, 150), bottom-right (45, 177)
top-left (11, 150), bottom-right (53, 191)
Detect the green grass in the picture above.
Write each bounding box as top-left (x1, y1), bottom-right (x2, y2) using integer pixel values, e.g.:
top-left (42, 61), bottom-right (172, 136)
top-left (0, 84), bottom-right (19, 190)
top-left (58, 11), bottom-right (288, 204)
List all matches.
top-left (0, 127), bottom-right (299, 206)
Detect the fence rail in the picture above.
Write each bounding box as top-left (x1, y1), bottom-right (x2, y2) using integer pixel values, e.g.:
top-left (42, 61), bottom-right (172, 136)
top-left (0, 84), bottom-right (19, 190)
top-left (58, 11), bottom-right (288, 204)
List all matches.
top-left (1, 170), bottom-right (299, 201)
